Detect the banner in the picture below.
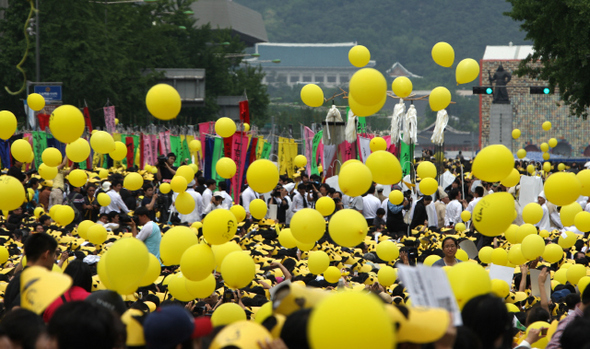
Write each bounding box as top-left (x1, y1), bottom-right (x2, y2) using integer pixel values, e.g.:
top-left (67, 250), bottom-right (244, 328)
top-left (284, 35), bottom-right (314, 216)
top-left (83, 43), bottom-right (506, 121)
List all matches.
top-left (239, 100), bottom-right (250, 124)
top-left (229, 132), bottom-right (249, 200)
top-left (278, 137), bottom-right (296, 177)
top-left (32, 131), bottom-right (47, 169)
top-left (125, 136), bottom-right (134, 168)
top-left (322, 144), bottom-right (337, 178)
top-left (400, 140), bottom-right (414, 177)
top-left (260, 140), bottom-right (272, 159)
top-left (339, 140), bottom-right (355, 164)
top-left (311, 130), bottom-right (323, 175)
top-left (104, 106), bottom-right (116, 133)
top-left (83, 107), bottom-right (93, 133)
top-left (199, 121), bottom-right (215, 172)
top-left (211, 137), bottom-right (225, 182)
top-left (358, 136), bottom-right (371, 163)
top-left (303, 126), bottom-right (314, 175)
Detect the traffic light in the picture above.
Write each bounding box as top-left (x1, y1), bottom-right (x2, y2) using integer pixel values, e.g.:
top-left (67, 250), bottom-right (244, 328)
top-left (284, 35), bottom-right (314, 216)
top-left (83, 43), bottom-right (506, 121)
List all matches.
top-left (530, 86), bottom-right (552, 94)
top-left (473, 86), bottom-right (493, 95)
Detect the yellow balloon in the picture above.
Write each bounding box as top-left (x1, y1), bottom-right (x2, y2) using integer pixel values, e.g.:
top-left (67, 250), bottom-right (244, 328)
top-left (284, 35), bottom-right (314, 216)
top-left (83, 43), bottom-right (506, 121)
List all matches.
top-left (230, 205), bottom-right (246, 222)
top-left (246, 160), bottom-right (279, 194)
top-left (548, 138), bottom-right (558, 148)
top-left (431, 42), bottom-right (455, 67)
top-left (558, 231), bottom-right (577, 249)
top-left (542, 121), bottom-right (552, 131)
top-left (189, 140), bottom-right (201, 152)
top-left (574, 211), bottom-right (590, 232)
top-left (39, 163), bottom-right (58, 180)
top-left (212, 242), bottom-right (242, 268)
top-left (109, 141), bottom-right (127, 161)
top-left (478, 246), bottom-right (493, 264)
top-left (516, 148), bottom-right (526, 159)
top-left (146, 84), bottom-right (181, 120)
top-left (389, 190), bottom-right (404, 205)
top-left (522, 203), bottom-right (543, 224)
top-left (542, 244), bottom-right (563, 264)
top-left (369, 137), bottom-right (387, 152)
top-left (456, 248), bottom-right (468, 261)
top-left (491, 248), bottom-right (508, 266)
top-left (316, 197), bottom-right (335, 216)
top-left (11, 139), bottom-right (32, 163)
top-left (216, 157), bottom-right (237, 179)
top-left (66, 138), bottom-right (91, 163)
top-left (526, 321), bottom-right (550, 349)
top-left (33, 207), bottom-right (44, 219)
top-left (515, 224), bottom-right (537, 243)
top-left (300, 84), bottom-right (324, 107)
top-left (42, 148), bottom-right (62, 167)
top-left (577, 170), bottom-right (590, 196)
top-left (90, 131), bottom-right (116, 154)
top-left (243, 123), bottom-right (250, 132)
top-left (294, 155), bottom-right (307, 168)
top-left (429, 86), bottom-right (452, 111)
top-left (221, 251), bottom-right (255, 289)
top-left (105, 237), bottom-right (149, 295)
top-left (554, 268), bottom-right (567, 284)
top-left (87, 224), bottom-right (107, 245)
top-left (566, 264), bottom-right (586, 285)
top-left (124, 172), bottom-right (143, 191)
top-left (98, 168), bottom-right (109, 179)
top-left (338, 161), bottom-right (373, 197)
top-left (96, 193), bottom-right (110, 207)
top-left (578, 276), bottom-right (590, 295)
top-left (114, 118), bottom-right (119, 125)
top-left (323, 266), bottom-right (341, 283)
top-left (328, 209), bottom-right (368, 247)
top-left (507, 244), bottom-right (527, 265)
top-left (186, 273), bottom-right (216, 299)
top-left (512, 128), bottom-right (520, 139)
top-left (424, 255), bottom-right (441, 266)
top-left (527, 164), bottom-right (536, 174)
top-left (68, 169), bottom-right (87, 187)
top-left (291, 208), bottom-right (326, 244)
top-left (278, 228), bottom-right (297, 249)
top-left (491, 279), bottom-right (510, 299)
top-left (539, 143), bottom-right (548, 153)
top-left (391, 76), bottom-right (413, 98)
top-left (376, 240), bottom-right (399, 261)
top-left (97, 251), bottom-right (112, 289)
top-left (211, 302), bottom-right (247, 327)
top-left (77, 220), bottom-right (94, 240)
top-left (49, 105), bottom-right (85, 144)
top-left (447, 262), bottom-right (491, 309)
top-left (0, 246), bottom-right (8, 265)
top-left (180, 244), bottom-right (215, 281)
top-left (27, 93), bottom-right (45, 111)
top-left (202, 209), bottom-right (238, 245)
top-left (348, 45), bottom-right (370, 67)
top-left (461, 210), bottom-right (471, 222)
top-left (419, 178), bottom-right (438, 195)
top-left (249, 199), bottom-right (267, 220)
top-left (0, 111), bottom-right (17, 140)
top-left (501, 168), bottom-right (520, 188)
top-left (365, 151), bottom-right (401, 185)
top-left (472, 144), bottom-right (514, 182)
top-left (543, 162), bottom-right (551, 173)
top-left (417, 161), bottom-right (437, 179)
top-left (168, 273), bottom-right (195, 301)
top-left (378, 266), bottom-right (397, 287)
top-left (561, 202), bottom-right (582, 227)
top-left (139, 253), bottom-right (161, 287)
top-left (558, 163), bottom-right (565, 171)
top-left (188, 163), bottom-right (199, 174)
top-left (215, 117), bottom-right (236, 138)
top-left (55, 206), bottom-right (75, 226)
top-left (455, 58), bottom-right (480, 84)
top-left (349, 68), bottom-right (387, 106)
top-left (308, 251), bottom-right (330, 275)
top-left (160, 226), bottom-right (199, 265)
top-left (544, 172), bottom-right (581, 206)
top-left (170, 176), bottom-right (187, 193)
top-left (175, 192), bottom-right (195, 214)
top-left (348, 93), bottom-right (386, 117)
top-left (521, 234), bottom-right (545, 260)
top-left (159, 182), bottom-right (171, 194)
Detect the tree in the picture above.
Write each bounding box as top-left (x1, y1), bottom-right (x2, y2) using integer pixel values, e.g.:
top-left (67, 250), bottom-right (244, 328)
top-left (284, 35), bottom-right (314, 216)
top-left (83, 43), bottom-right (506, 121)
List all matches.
top-left (506, 0), bottom-right (590, 119)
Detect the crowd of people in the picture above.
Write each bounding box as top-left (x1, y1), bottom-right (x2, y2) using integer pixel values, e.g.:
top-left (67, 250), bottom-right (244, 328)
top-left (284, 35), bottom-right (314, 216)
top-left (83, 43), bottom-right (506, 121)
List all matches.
top-left (0, 150), bottom-right (589, 349)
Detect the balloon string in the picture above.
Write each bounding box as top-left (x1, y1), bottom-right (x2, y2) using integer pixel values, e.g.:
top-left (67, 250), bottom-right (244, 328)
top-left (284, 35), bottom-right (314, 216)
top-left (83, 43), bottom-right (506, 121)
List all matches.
top-left (4, 0), bottom-right (36, 96)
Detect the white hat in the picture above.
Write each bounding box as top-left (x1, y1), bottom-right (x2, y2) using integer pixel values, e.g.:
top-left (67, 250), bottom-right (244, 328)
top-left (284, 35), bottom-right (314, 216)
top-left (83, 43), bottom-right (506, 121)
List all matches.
top-left (102, 181), bottom-right (111, 191)
top-left (283, 183), bottom-right (295, 192)
top-left (213, 191), bottom-right (223, 198)
top-left (188, 180), bottom-right (196, 187)
top-left (538, 191), bottom-right (546, 199)
top-left (375, 184), bottom-right (385, 192)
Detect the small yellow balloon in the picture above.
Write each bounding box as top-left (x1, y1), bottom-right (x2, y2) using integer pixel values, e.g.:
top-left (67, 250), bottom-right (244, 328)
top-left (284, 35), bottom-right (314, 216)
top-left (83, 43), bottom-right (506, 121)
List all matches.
top-left (447, 262), bottom-right (491, 309)
top-left (377, 266), bottom-right (397, 287)
top-left (566, 264), bottom-right (586, 285)
top-left (39, 164), bottom-right (58, 180)
top-left (574, 211), bottom-right (590, 232)
top-left (160, 226), bottom-right (199, 265)
top-left (542, 244), bottom-right (563, 264)
top-left (90, 131), bottom-right (116, 154)
top-left (11, 139), bottom-right (33, 163)
top-left (577, 170), bottom-right (590, 196)
top-left (542, 121), bottom-right (552, 131)
top-left (189, 140), bottom-right (201, 152)
top-left (461, 211), bottom-right (471, 222)
top-left (203, 209), bottom-right (238, 245)
top-left (348, 45), bottom-right (371, 67)
top-left (77, 220), bottom-right (94, 240)
top-left (175, 192), bottom-right (195, 215)
top-left (508, 244), bottom-right (527, 265)
top-left (478, 246), bottom-right (493, 264)
top-left (308, 251), bottom-right (330, 275)
top-left (419, 178), bottom-right (438, 195)
top-left (376, 240), bottom-right (399, 261)
top-left (543, 162), bottom-right (551, 173)
top-left (548, 138), bottom-right (558, 148)
top-left (249, 198), bottom-right (267, 220)
top-left (243, 123), bottom-right (250, 132)
top-left (316, 197), bottom-right (335, 216)
top-left (109, 141), bottom-right (127, 161)
top-left (521, 234), bottom-right (545, 260)
top-left (124, 172), bottom-right (143, 191)
top-left (429, 86), bottom-right (451, 111)
top-left (417, 161), bottom-right (437, 179)
top-left (42, 148), bottom-right (62, 167)
top-left (170, 176), bottom-right (187, 193)
top-left (558, 231), bottom-right (577, 249)
top-left (229, 205), bottom-right (246, 222)
top-left (246, 159), bottom-right (279, 194)
top-left (542, 152), bottom-right (550, 161)
top-left (391, 76), bottom-right (413, 98)
top-left (389, 190), bottom-right (404, 205)
top-left (211, 302), bottom-right (247, 327)
top-left (55, 205), bottom-right (75, 226)
top-left (215, 117), bottom-right (237, 138)
top-left (68, 169), bottom-right (87, 187)
top-left (300, 84), bottom-right (324, 107)
top-left (146, 84), bottom-right (181, 120)
top-left (349, 68), bottom-right (387, 107)
top-left (87, 224), bottom-right (107, 245)
top-left (491, 279), bottom-right (510, 299)
top-left (522, 203), bottom-right (543, 224)
top-left (66, 138), bottom-right (91, 163)
top-left (294, 155), bottom-right (307, 168)
top-left (216, 157), bottom-right (237, 179)
top-left (540, 143), bottom-right (549, 152)
top-left (526, 321), bottom-right (551, 349)
top-left (278, 229), bottom-right (297, 249)
top-left (516, 149), bottom-right (526, 159)
top-left (491, 248), bottom-right (508, 266)
top-left (97, 192), bottom-right (111, 206)
top-left (369, 137), bottom-right (387, 152)
top-left (180, 244), bottom-right (215, 281)
top-left (558, 163), bottom-right (565, 171)
top-left (501, 168), bottom-right (520, 188)
top-left (338, 161), bottom-right (373, 197)
top-left (323, 266), bottom-right (342, 283)
top-left (0, 111), bottom-right (17, 140)
top-left (221, 251), bottom-right (255, 289)
top-left (455, 58), bottom-right (480, 85)
top-left (348, 94), bottom-right (386, 117)
top-left (512, 129), bottom-right (521, 139)
top-left (431, 42), bottom-right (455, 68)
top-left (328, 209), bottom-right (368, 247)
top-left (27, 93), bottom-right (46, 111)
top-left (473, 144), bottom-right (514, 182)
top-left (159, 182), bottom-right (171, 194)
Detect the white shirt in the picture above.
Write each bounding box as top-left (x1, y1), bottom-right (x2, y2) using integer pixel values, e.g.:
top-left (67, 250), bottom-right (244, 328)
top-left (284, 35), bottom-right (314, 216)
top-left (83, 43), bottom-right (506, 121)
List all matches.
top-left (291, 192), bottom-right (308, 212)
top-left (535, 204), bottom-right (551, 231)
top-left (100, 190), bottom-right (130, 214)
top-left (202, 201), bottom-right (229, 215)
top-left (221, 190), bottom-right (233, 208)
top-left (362, 194), bottom-right (381, 219)
top-left (466, 197), bottom-right (481, 214)
top-left (202, 188), bottom-right (213, 209)
top-left (445, 200), bottom-right (462, 226)
top-left (136, 221), bottom-right (157, 241)
top-left (349, 196), bottom-right (364, 212)
top-left (241, 186), bottom-right (258, 213)
top-left (178, 188), bottom-right (202, 223)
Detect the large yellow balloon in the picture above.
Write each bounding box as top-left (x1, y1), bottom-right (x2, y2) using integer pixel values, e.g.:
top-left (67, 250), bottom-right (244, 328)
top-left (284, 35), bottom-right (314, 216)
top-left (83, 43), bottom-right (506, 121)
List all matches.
top-left (501, 169), bottom-right (520, 188)
top-left (124, 172), bottom-right (143, 191)
top-left (170, 176), bottom-right (187, 193)
top-left (389, 190), bottom-right (404, 205)
top-left (175, 192), bottom-right (195, 214)
top-left (97, 251), bottom-right (112, 289)
top-left (109, 141), bottom-right (127, 161)
top-left (338, 161), bottom-right (373, 197)
top-left (349, 94), bottom-right (386, 117)
top-left (567, 264), bottom-right (586, 285)
top-left (378, 266), bottom-right (397, 287)
top-left (478, 246), bottom-right (493, 264)
top-left (66, 138), bottom-right (91, 163)
top-left (431, 42), bottom-right (454, 68)
top-left (0, 111), bottom-right (17, 140)
top-left (558, 231), bottom-right (577, 249)
top-left (542, 244), bottom-right (563, 264)
top-left (249, 199), bottom-right (267, 220)
top-left (278, 228), bottom-right (297, 249)
top-left (455, 58), bottom-right (480, 84)
top-left (87, 224), bottom-right (107, 245)
top-left (365, 151), bottom-right (402, 185)
top-left (216, 157), bottom-right (237, 179)
top-left (180, 244), bottom-right (215, 281)
top-left (491, 248), bottom-right (508, 266)
top-left (221, 251), bottom-right (255, 289)
top-left (186, 273), bottom-right (216, 299)
top-left (574, 211), bottom-right (590, 232)
top-left (42, 148), bottom-right (62, 167)
top-left (39, 163), bottom-right (58, 180)
top-left (11, 139), bottom-right (32, 163)
top-left (105, 237), bottom-right (149, 295)
top-left (308, 291), bottom-right (394, 349)
top-left (308, 251), bottom-right (330, 275)
top-left (215, 117), bottom-right (236, 138)
top-left (139, 253), bottom-right (161, 287)
top-left (391, 76), bottom-right (413, 98)
top-left (97, 192), bottom-right (111, 206)
top-left (90, 131), bottom-right (116, 154)
top-left (160, 226), bottom-right (199, 265)
top-left (472, 144), bottom-right (514, 182)
top-left (419, 178), bottom-right (438, 195)
top-left (526, 321), bottom-right (550, 349)
top-left (211, 303), bottom-right (247, 327)
top-left (211, 241), bottom-right (242, 268)
top-left (49, 105), bottom-right (85, 144)
top-left (544, 172), bottom-right (581, 206)
top-left (369, 137), bottom-right (387, 152)
top-left (146, 84), bottom-right (181, 120)
top-left (328, 209), bottom-right (368, 247)
top-left (68, 169), bottom-right (87, 187)
top-left (417, 161), bottom-right (437, 179)
top-left (300, 84), bottom-right (324, 107)
top-left (291, 208), bottom-right (326, 244)
top-left (429, 86), bottom-right (451, 111)
top-left (376, 240), bottom-right (399, 261)
top-left (55, 206), bottom-right (75, 226)
top-left (348, 45), bottom-right (370, 67)
top-left (447, 262), bottom-right (491, 309)
top-left (174, 165), bottom-right (194, 183)
top-left (230, 205), bottom-right (246, 222)
top-left (521, 234), bottom-right (545, 260)
top-left (577, 169), bottom-right (590, 196)
top-left (522, 203), bottom-right (543, 225)
top-left (316, 197), bottom-right (335, 216)
top-left (246, 160), bottom-right (279, 194)
top-left (349, 68), bottom-right (387, 107)
top-left (203, 209), bottom-right (238, 245)
top-left (189, 140), bottom-right (201, 152)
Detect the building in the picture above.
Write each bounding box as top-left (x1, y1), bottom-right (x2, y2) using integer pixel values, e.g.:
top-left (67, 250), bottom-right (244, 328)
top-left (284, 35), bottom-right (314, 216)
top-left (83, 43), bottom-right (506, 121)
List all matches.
top-left (386, 62), bottom-right (422, 79)
top-left (250, 42), bottom-right (375, 87)
top-left (416, 122), bottom-right (476, 158)
top-left (479, 44), bottom-right (590, 157)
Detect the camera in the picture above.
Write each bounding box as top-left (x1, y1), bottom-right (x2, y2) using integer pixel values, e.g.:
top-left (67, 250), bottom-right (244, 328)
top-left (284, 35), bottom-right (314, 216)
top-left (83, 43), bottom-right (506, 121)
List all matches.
top-left (157, 155), bottom-right (167, 167)
top-left (119, 215), bottom-right (139, 225)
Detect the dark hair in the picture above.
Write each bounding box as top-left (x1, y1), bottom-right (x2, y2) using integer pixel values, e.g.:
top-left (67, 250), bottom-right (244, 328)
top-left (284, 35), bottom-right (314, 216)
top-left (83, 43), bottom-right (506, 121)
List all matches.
top-left (107, 211), bottom-right (119, 220)
top-left (376, 208), bottom-right (385, 216)
top-left (64, 260), bottom-right (93, 293)
top-left (28, 178), bottom-right (39, 186)
top-left (24, 233), bottom-right (57, 263)
top-left (111, 180), bottom-right (122, 188)
top-left (565, 293), bottom-right (580, 309)
top-left (560, 310), bottom-right (590, 349)
top-left (205, 179), bottom-right (216, 187)
top-left (367, 185), bottom-right (376, 195)
top-left (280, 308), bottom-right (311, 349)
top-left (197, 177), bottom-right (206, 186)
top-left (583, 282), bottom-right (590, 305)
top-left (525, 305), bottom-right (550, 327)
top-left (167, 152), bottom-right (176, 159)
top-left (449, 189), bottom-right (460, 200)
top-left (135, 206), bottom-right (149, 217)
top-left (143, 183), bottom-right (153, 192)
top-left (441, 237), bottom-right (458, 248)
top-left (218, 181), bottom-right (227, 191)
top-left (47, 301), bottom-right (126, 349)
top-left (423, 195), bottom-right (433, 202)
top-left (39, 214), bottom-right (51, 225)
top-left (474, 186), bottom-right (484, 197)
top-left (462, 294), bottom-right (512, 349)
top-left (0, 308), bottom-right (46, 349)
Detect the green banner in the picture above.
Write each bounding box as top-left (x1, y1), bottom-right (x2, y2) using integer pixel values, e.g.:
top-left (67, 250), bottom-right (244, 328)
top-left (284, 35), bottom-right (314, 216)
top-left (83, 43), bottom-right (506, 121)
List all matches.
top-left (32, 131), bottom-right (47, 168)
top-left (211, 137), bottom-right (224, 182)
top-left (260, 141), bottom-right (272, 159)
top-left (400, 140), bottom-right (414, 178)
top-left (311, 130), bottom-right (323, 175)
top-left (179, 137), bottom-right (191, 165)
top-left (170, 136), bottom-right (182, 167)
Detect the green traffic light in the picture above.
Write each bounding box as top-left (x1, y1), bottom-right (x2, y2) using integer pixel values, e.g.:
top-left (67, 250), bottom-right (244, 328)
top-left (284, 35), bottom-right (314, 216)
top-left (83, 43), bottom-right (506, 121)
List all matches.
top-left (543, 87), bottom-right (550, 94)
top-left (486, 88), bottom-right (493, 95)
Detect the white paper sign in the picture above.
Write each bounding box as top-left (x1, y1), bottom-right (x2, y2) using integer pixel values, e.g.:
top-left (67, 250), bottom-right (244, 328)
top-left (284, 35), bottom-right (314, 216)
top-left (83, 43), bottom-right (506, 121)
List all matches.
top-left (488, 264), bottom-right (515, 287)
top-left (268, 204), bottom-right (277, 220)
top-left (530, 269), bottom-right (551, 300)
top-left (459, 240), bottom-right (478, 260)
top-left (397, 264), bottom-right (462, 326)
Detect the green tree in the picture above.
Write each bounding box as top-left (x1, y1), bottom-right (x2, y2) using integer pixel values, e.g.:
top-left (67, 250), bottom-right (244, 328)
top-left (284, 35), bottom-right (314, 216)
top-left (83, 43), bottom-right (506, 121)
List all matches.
top-left (506, 0), bottom-right (590, 118)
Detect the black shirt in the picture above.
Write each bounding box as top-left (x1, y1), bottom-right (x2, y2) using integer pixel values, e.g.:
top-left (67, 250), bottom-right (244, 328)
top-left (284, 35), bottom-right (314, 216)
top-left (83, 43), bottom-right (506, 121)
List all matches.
top-left (7, 165), bottom-right (25, 183)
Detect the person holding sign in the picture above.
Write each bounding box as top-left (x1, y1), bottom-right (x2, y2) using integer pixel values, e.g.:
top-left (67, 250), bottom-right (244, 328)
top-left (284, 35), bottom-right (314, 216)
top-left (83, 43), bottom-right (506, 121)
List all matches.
top-left (433, 237), bottom-right (462, 267)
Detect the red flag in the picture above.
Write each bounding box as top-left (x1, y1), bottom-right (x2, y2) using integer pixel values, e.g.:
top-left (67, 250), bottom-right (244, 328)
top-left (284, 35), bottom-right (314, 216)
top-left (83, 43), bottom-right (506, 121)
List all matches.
top-left (239, 100), bottom-right (250, 124)
top-left (83, 107), bottom-right (93, 133)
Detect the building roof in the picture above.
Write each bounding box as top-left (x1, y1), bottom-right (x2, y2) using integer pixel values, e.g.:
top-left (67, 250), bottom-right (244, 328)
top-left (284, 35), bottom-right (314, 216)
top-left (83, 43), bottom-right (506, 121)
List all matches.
top-left (190, 0), bottom-right (268, 46)
top-left (482, 44), bottom-right (534, 60)
top-left (386, 62), bottom-right (422, 79)
top-left (252, 42), bottom-right (376, 68)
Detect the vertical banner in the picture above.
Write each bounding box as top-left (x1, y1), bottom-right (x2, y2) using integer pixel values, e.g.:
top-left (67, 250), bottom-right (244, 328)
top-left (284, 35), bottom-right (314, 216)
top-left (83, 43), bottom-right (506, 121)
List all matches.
top-left (142, 134), bottom-right (151, 167)
top-left (400, 141), bottom-right (414, 177)
top-left (322, 144), bottom-right (338, 178)
top-left (278, 137), bottom-right (287, 175)
top-left (358, 136), bottom-right (371, 163)
top-left (260, 141), bottom-right (272, 159)
top-left (198, 121), bottom-right (215, 171)
top-left (24, 101), bottom-right (36, 129)
top-left (169, 136), bottom-right (182, 167)
top-left (125, 137), bottom-right (134, 168)
top-left (83, 107), bottom-right (93, 133)
top-left (104, 106), bottom-right (116, 133)
top-left (239, 99), bottom-right (250, 124)
top-left (230, 132), bottom-right (249, 200)
top-left (32, 131), bottom-right (47, 169)
top-left (256, 137), bottom-right (265, 159)
top-left (211, 137), bottom-right (224, 182)
top-left (311, 131), bottom-right (323, 175)
top-left (204, 136), bottom-right (215, 180)
top-left (303, 126), bottom-right (315, 175)
top-left (0, 140), bottom-right (9, 169)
